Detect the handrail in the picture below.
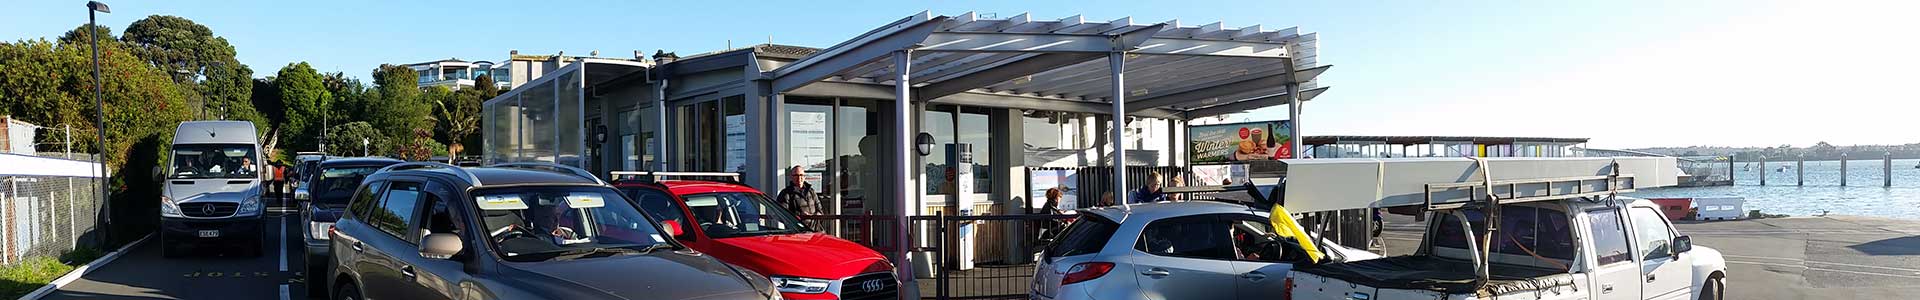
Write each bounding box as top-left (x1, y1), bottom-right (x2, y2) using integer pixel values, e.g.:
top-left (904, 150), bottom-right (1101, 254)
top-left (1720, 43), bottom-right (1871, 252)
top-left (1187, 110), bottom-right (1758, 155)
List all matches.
top-left (488, 163), bottom-right (605, 185)
top-left (379, 162), bottom-right (482, 187)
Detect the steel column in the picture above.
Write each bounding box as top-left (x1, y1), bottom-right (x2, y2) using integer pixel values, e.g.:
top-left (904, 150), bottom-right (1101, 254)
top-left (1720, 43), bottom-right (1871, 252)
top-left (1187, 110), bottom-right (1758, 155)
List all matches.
top-left (1108, 52), bottom-right (1129, 209)
top-left (890, 50), bottom-right (916, 282)
top-left (1287, 83), bottom-right (1302, 159)
top-left (654, 75), bottom-right (670, 171)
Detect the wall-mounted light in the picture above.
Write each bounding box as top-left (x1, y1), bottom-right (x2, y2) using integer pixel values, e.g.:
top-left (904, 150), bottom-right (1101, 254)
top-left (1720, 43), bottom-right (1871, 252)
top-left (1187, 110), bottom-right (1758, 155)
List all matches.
top-left (916, 132), bottom-right (936, 156)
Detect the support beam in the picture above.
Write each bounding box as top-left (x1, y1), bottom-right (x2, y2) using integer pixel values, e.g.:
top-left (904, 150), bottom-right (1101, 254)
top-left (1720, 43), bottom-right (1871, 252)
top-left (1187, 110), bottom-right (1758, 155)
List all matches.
top-left (1288, 82), bottom-right (1302, 159)
top-left (1124, 65), bottom-right (1326, 113)
top-left (889, 50), bottom-right (917, 283)
top-left (1109, 51), bottom-right (1130, 209)
top-left (772, 15), bottom-right (945, 93)
top-left (916, 53), bottom-right (1105, 101)
top-left (1183, 86), bottom-right (1329, 119)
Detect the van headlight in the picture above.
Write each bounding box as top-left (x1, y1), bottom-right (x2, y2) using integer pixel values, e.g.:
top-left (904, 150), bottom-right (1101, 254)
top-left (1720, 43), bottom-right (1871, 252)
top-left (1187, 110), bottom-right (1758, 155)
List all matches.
top-left (769, 276), bottom-right (830, 294)
top-left (160, 196), bottom-right (183, 218)
top-left (236, 196), bottom-right (263, 216)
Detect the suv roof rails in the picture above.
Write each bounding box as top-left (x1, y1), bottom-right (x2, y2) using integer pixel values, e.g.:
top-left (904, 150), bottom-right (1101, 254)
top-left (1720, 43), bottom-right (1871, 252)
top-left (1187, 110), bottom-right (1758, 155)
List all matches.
top-left (608, 171), bottom-right (743, 184)
top-left (488, 163), bottom-right (606, 185)
top-left (380, 162), bottom-right (483, 187)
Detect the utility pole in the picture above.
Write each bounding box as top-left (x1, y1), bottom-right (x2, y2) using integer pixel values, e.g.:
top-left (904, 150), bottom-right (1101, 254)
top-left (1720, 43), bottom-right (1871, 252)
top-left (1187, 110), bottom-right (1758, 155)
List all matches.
top-left (86, 1), bottom-right (112, 244)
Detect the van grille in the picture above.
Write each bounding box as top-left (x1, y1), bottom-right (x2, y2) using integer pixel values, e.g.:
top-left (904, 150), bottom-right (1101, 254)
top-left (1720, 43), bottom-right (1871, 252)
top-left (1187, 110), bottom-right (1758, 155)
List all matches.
top-left (838, 272), bottom-right (897, 300)
top-left (180, 202), bottom-right (238, 218)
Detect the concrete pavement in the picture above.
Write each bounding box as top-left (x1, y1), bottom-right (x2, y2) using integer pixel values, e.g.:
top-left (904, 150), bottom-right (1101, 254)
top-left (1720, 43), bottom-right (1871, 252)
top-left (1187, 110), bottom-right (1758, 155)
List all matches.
top-left (43, 213), bottom-right (310, 300)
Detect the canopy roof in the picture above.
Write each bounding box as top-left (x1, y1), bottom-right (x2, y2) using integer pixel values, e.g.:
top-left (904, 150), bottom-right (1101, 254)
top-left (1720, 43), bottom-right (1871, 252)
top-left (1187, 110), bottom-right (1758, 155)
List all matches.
top-left (769, 12), bottom-right (1329, 119)
top-left (1304, 136), bottom-right (1591, 145)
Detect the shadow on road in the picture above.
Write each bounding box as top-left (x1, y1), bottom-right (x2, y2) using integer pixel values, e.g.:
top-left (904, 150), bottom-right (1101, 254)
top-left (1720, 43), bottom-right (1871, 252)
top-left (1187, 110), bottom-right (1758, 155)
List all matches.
top-left (1847, 236), bottom-right (1920, 256)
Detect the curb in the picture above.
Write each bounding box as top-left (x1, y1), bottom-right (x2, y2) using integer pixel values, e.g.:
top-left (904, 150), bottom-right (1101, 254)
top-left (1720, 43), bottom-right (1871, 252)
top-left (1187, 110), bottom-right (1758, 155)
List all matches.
top-left (18, 233), bottom-right (152, 300)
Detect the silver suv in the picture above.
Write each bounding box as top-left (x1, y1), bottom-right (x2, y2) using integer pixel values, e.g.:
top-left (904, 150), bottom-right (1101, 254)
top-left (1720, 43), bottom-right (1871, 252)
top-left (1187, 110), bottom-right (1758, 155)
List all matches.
top-left (1029, 201), bottom-right (1378, 300)
top-left (326, 162), bottom-right (780, 300)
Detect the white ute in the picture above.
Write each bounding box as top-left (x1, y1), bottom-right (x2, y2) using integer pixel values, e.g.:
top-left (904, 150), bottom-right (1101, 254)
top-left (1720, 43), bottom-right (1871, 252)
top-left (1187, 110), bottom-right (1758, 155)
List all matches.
top-left (1278, 157), bottom-right (1728, 300)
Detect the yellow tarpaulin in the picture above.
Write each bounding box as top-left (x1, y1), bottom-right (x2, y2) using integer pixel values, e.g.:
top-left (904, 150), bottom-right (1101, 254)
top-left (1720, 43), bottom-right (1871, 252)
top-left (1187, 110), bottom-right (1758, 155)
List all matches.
top-left (1269, 204), bottom-right (1324, 263)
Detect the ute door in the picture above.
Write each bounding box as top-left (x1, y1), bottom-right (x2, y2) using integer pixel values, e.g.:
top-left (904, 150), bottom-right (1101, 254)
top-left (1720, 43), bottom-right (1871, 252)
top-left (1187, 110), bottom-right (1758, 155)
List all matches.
top-left (1628, 206), bottom-right (1692, 300)
top-left (1584, 208), bottom-right (1644, 300)
top-left (1124, 214), bottom-right (1238, 300)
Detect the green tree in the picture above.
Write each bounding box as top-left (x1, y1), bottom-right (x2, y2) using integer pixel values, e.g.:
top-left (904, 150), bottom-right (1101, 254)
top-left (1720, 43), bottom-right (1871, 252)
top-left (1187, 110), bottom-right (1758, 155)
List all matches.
top-left (57, 24), bottom-right (115, 45)
top-left (324, 122), bottom-right (383, 157)
top-left (435, 87), bottom-right (482, 156)
top-left (368, 65), bottom-right (432, 145)
top-left (473, 74), bottom-right (499, 99)
top-left (0, 37), bottom-right (191, 169)
top-left (275, 62), bottom-right (331, 151)
top-left (119, 15), bottom-right (237, 79)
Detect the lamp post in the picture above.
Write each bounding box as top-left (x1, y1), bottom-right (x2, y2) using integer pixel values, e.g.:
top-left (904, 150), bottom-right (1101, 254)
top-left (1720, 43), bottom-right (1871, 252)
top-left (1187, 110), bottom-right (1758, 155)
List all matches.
top-left (86, 0), bottom-right (111, 244)
top-left (361, 138), bottom-right (370, 156)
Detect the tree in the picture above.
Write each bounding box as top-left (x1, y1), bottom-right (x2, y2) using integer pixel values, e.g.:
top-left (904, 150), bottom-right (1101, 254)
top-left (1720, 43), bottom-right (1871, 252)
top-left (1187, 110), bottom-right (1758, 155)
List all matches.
top-left (324, 122), bottom-right (382, 157)
top-left (473, 74), bottom-right (499, 99)
top-left (119, 15), bottom-right (236, 79)
top-left (368, 65), bottom-right (433, 146)
top-left (275, 62), bottom-right (331, 151)
top-left (57, 24), bottom-right (115, 45)
top-left (437, 87), bottom-right (482, 156)
top-left (0, 37), bottom-right (191, 169)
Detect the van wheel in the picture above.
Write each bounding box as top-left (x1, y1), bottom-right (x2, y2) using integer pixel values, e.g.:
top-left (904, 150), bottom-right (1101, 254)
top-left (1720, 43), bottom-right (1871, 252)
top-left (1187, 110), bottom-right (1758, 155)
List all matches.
top-left (333, 282), bottom-right (362, 300)
top-left (1699, 277), bottom-right (1724, 300)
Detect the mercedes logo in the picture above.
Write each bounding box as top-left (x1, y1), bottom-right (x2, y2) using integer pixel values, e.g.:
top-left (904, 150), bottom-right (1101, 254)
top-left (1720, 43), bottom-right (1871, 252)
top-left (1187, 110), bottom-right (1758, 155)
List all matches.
top-left (201, 204), bottom-right (216, 216)
top-left (861, 279), bottom-right (885, 293)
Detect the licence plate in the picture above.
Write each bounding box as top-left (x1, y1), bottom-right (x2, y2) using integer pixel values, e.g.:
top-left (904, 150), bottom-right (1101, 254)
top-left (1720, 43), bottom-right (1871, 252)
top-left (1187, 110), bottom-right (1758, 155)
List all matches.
top-left (197, 230), bottom-right (220, 238)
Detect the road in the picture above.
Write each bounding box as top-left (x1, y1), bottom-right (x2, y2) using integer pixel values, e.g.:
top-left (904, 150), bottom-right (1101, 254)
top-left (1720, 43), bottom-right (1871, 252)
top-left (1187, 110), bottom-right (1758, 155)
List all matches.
top-left (1378, 214), bottom-right (1920, 299)
top-left (44, 212), bottom-right (312, 300)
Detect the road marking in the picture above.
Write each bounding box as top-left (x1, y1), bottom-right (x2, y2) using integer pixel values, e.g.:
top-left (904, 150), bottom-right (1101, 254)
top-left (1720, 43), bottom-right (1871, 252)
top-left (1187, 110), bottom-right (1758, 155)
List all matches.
top-left (1725, 260), bottom-right (1920, 279)
top-left (280, 284), bottom-right (291, 300)
top-left (1721, 254), bottom-right (1920, 274)
top-left (279, 215), bottom-right (289, 272)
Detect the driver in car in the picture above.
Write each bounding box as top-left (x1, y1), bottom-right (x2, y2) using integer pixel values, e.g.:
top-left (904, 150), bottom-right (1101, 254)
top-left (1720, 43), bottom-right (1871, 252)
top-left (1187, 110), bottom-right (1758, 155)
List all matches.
top-left (530, 198), bottom-right (586, 244)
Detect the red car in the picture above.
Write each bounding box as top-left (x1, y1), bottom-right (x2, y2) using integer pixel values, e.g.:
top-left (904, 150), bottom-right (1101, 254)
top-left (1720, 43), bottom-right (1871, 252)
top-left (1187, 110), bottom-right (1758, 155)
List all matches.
top-left (613, 173), bottom-right (898, 300)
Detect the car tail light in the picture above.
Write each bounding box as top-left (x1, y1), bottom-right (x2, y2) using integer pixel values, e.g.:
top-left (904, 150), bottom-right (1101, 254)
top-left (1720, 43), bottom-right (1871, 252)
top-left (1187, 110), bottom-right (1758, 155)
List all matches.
top-left (1282, 277), bottom-right (1293, 300)
top-left (1059, 262), bottom-right (1114, 286)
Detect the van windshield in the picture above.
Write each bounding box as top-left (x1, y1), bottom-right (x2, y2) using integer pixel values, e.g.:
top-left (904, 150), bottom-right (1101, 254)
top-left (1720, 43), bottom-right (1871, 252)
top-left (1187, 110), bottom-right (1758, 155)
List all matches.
top-left (170, 144), bottom-right (259, 179)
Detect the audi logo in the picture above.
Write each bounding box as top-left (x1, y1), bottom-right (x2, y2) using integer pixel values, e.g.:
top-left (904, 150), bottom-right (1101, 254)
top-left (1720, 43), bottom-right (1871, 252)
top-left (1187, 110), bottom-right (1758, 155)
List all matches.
top-left (860, 279), bottom-right (885, 293)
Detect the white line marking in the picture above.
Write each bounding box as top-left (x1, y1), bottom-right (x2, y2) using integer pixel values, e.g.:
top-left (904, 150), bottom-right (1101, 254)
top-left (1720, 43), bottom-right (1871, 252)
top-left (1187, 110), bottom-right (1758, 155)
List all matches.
top-left (1721, 254), bottom-right (1920, 273)
top-left (1725, 260), bottom-right (1920, 279)
top-left (280, 284), bottom-right (291, 300)
top-left (279, 215), bottom-right (289, 272)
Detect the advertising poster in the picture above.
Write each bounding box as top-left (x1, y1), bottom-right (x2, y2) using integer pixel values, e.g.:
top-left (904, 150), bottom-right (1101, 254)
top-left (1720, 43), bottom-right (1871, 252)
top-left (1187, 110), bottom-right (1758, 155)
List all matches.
top-left (1029, 169), bottom-right (1079, 212)
top-left (724, 114), bottom-right (747, 172)
top-left (1188, 120), bottom-right (1293, 163)
top-left (789, 111), bottom-right (829, 187)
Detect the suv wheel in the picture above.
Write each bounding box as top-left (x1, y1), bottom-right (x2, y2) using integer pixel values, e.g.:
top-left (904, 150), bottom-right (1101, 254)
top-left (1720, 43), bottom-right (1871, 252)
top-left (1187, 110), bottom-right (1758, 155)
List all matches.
top-left (333, 282), bottom-right (362, 300)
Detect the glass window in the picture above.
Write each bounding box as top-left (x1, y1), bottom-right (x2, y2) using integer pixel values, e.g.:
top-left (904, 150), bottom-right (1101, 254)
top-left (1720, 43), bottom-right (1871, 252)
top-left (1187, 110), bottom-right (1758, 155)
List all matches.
top-left (557, 69), bottom-right (582, 167)
top-left (617, 109), bottom-right (641, 171)
top-left (1023, 111), bottom-right (1079, 150)
top-left (168, 144), bottom-right (259, 179)
top-left (923, 107), bottom-right (954, 195)
top-left (347, 180), bottom-right (386, 219)
top-left (680, 192), bottom-right (805, 238)
top-left (1135, 216), bottom-right (1234, 260)
top-left (688, 101), bottom-right (720, 171)
top-left (1045, 215), bottom-right (1118, 259)
top-left (1629, 207), bottom-right (1674, 261)
top-left (312, 165), bottom-right (389, 206)
top-left (722, 96), bottom-right (747, 173)
top-left (372, 182), bottom-right (426, 241)
top-left (474, 186), bottom-right (670, 262)
top-left (1587, 208), bottom-right (1634, 266)
top-left (422, 189), bottom-right (459, 237)
top-left (520, 81), bottom-right (556, 162)
top-left (786, 99), bottom-right (833, 189)
top-left (1433, 207), bottom-right (1576, 261)
top-left (958, 107), bottom-right (992, 191)
top-left (621, 187), bottom-right (690, 237)
top-left (1229, 219), bottom-right (1285, 262)
top-left (835, 99), bottom-right (880, 215)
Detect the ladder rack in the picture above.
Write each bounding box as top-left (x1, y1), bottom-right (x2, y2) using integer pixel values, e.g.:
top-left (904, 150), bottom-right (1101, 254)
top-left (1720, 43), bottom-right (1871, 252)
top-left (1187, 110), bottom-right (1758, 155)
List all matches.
top-left (1423, 173), bottom-right (1638, 211)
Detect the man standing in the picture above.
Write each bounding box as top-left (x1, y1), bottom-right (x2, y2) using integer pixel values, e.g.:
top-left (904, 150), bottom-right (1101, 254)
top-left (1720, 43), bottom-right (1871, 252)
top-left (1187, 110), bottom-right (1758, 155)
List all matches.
top-left (1128, 172), bottom-right (1168, 204)
top-left (776, 166), bottom-right (821, 217)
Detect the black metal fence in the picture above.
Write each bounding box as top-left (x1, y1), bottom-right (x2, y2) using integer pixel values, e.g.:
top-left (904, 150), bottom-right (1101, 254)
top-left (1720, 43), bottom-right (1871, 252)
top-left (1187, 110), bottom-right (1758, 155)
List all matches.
top-left (802, 212), bottom-right (1079, 300)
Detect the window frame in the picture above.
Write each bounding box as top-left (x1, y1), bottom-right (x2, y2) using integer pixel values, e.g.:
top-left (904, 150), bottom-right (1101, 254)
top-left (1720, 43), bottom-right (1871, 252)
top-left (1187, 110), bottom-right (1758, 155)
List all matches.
top-left (623, 186), bottom-right (695, 240)
top-left (1132, 214), bottom-right (1238, 261)
top-left (371, 179), bottom-right (431, 244)
top-left (347, 179), bottom-right (389, 220)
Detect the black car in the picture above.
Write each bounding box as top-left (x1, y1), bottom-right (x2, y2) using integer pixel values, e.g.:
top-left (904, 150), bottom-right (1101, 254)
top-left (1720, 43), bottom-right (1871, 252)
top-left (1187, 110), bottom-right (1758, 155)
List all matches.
top-left (297, 157), bottom-right (404, 295)
top-left (326, 162), bottom-right (780, 300)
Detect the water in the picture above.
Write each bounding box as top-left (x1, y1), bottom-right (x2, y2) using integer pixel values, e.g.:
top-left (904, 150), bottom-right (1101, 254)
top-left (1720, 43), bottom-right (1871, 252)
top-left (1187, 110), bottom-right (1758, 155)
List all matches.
top-left (1626, 159), bottom-right (1920, 220)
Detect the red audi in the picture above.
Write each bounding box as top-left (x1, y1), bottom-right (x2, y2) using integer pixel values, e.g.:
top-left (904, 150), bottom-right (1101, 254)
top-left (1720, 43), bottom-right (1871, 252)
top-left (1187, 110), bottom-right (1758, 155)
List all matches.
top-left (612, 172), bottom-right (898, 300)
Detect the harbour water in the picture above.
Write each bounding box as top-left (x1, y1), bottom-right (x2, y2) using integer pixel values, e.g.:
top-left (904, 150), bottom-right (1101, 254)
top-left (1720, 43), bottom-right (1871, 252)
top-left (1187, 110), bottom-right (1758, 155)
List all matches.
top-left (1627, 158), bottom-right (1920, 220)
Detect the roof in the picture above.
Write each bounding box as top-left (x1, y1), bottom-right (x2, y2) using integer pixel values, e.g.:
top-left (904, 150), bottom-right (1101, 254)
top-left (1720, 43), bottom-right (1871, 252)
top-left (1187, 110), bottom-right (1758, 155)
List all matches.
top-left (768, 12), bottom-right (1327, 120)
top-left (317, 157), bottom-right (403, 167)
top-left (1303, 135), bottom-right (1590, 145)
top-left (1081, 201), bottom-right (1261, 224)
top-left (172, 121), bottom-right (257, 144)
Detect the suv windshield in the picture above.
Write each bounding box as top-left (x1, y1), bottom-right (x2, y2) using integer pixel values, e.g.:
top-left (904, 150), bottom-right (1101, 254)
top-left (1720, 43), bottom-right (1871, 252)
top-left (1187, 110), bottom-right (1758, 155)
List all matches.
top-left (682, 192), bottom-right (806, 238)
top-left (474, 186), bottom-right (671, 262)
top-left (311, 166), bottom-right (385, 206)
top-left (169, 144), bottom-right (258, 179)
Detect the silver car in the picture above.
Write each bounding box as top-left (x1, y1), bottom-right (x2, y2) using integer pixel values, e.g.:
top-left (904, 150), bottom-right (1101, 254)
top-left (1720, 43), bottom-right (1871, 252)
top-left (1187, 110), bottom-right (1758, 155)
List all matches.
top-left (1029, 201), bottom-right (1378, 300)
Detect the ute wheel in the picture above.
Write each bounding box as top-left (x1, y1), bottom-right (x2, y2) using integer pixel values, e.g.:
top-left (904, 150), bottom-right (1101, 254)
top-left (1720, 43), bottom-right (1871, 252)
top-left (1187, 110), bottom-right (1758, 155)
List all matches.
top-left (1699, 277), bottom-right (1724, 300)
top-left (333, 282), bottom-right (362, 300)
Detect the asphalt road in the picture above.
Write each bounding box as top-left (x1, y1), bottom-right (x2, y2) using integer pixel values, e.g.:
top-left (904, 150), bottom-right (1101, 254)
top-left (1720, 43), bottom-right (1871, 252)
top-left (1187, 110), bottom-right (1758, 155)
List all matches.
top-left (1378, 214), bottom-right (1920, 299)
top-left (44, 212), bottom-right (312, 300)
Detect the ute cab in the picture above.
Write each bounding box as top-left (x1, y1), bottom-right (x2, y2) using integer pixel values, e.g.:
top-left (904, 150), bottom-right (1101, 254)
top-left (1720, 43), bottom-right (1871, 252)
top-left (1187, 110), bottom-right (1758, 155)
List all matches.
top-left (612, 172), bottom-right (898, 300)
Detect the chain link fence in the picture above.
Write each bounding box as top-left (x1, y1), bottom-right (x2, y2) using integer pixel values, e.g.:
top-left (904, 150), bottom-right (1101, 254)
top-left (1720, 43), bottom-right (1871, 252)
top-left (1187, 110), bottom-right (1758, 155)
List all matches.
top-left (0, 153), bottom-right (103, 265)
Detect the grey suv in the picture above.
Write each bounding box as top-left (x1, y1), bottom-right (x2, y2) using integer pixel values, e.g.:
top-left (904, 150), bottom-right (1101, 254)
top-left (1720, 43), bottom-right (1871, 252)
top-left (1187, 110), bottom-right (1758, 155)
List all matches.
top-left (326, 162), bottom-right (781, 300)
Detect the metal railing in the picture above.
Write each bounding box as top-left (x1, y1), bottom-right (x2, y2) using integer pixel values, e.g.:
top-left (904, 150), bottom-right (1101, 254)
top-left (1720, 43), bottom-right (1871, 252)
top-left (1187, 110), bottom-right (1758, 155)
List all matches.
top-left (801, 212), bottom-right (1078, 300)
top-left (1, 153), bottom-right (103, 265)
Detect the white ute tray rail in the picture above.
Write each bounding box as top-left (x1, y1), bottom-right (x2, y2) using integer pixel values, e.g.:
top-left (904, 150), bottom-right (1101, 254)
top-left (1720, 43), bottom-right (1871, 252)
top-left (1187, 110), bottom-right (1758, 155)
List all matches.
top-left (1279, 157), bottom-right (1678, 213)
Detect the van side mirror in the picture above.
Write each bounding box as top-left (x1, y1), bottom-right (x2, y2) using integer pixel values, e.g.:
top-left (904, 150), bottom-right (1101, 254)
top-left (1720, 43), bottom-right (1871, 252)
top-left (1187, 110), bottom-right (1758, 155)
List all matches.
top-left (294, 189), bottom-right (310, 202)
top-left (420, 233), bottom-right (464, 259)
top-left (151, 166), bottom-right (165, 182)
top-left (1673, 235), bottom-right (1693, 254)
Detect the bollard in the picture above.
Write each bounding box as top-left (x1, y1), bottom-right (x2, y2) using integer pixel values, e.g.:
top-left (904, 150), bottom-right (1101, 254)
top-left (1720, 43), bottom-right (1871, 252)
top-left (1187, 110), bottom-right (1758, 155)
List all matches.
top-left (1841, 153), bottom-right (1849, 186)
top-left (1797, 155), bottom-right (1805, 186)
top-left (1759, 156), bottom-right (1767, 185)
top-left (1887, 152), bottom-right (1894, 187)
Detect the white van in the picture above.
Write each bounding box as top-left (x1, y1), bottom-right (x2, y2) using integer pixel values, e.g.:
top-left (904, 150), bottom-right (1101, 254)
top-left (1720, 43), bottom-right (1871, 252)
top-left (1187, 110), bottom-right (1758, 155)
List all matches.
top-left (159, 121), bottom-right (266, 257)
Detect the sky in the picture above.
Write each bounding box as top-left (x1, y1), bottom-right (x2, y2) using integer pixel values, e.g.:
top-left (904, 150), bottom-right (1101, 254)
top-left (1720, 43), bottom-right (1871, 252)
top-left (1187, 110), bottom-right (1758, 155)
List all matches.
top-left (5, 0), bottom-right (1916, 149)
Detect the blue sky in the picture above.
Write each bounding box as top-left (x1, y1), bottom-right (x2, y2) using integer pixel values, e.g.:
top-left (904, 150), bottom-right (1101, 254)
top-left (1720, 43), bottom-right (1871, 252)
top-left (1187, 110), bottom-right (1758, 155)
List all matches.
top-left (6, 0), bottom-right (1914, 148)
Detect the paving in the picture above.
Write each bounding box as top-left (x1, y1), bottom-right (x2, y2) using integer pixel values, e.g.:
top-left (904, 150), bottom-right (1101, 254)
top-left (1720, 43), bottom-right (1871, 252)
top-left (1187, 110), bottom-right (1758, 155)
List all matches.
top-left (44, 213), bottom-right (311, 300)
top-left (1378, 214), bottom-right (1920, 299)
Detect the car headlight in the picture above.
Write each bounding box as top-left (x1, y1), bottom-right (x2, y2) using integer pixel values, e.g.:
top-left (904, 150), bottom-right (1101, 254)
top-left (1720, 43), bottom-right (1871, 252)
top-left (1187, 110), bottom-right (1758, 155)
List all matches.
top-left (769, 276), bottom-right (830, 294)
top-left (236, 196), bottom-right (263, 216)
top-left (308, 221), bottom-right (334, 240)
top-left (160, 196), bottom-right (183, 218)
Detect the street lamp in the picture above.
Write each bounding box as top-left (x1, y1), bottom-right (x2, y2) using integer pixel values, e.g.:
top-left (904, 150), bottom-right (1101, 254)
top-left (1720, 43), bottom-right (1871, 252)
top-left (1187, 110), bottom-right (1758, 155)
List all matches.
top-left (362, 138), bottom-right (369, 156)
top-left (85, 0), bottom-right (111, 244)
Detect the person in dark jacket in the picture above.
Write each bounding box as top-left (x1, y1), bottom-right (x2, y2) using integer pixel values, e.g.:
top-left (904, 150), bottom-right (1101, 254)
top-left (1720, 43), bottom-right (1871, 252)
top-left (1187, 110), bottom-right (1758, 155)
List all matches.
top-left (776, 166), bottom-right (821, 217)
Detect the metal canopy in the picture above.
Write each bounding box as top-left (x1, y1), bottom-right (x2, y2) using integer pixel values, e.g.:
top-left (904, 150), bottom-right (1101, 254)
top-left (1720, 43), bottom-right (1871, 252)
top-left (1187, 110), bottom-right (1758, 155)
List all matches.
top-left (769, 11), bottom-right (1327, 119)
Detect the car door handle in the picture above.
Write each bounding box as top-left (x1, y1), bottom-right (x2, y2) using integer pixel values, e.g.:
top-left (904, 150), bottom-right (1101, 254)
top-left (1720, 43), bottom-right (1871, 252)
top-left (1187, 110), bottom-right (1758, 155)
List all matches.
top-left (1646, 274), bottom-right (1657, 283)
top-left (400, 265), bottom-right (417, 279)
top-left (1240, 272), bottom-right (1268, 281)
top-left (1141, 268), bottom-right (1171, 277)
top-left (350, 241), bottom-right (364, 252)
top-left (1601, 283), bottom-right (1614, 293)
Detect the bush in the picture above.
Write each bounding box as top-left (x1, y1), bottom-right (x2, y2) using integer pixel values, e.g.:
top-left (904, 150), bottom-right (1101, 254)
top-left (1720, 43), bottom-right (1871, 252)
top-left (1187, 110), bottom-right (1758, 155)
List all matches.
top-left (0, 257), bottom-right (77, 298)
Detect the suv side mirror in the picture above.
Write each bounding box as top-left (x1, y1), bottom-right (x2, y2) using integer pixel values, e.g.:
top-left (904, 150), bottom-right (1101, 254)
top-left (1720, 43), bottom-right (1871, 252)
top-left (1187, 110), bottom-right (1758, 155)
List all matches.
top-left (1673, 235), bottom-right (1693, 254)
top-left (420, 233), bottom-right (464, 259)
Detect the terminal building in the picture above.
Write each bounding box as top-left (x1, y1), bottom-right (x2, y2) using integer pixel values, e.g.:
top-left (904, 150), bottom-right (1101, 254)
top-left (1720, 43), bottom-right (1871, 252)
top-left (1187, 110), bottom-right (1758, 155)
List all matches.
top-left (480, 11), bottom-right (1326, 281)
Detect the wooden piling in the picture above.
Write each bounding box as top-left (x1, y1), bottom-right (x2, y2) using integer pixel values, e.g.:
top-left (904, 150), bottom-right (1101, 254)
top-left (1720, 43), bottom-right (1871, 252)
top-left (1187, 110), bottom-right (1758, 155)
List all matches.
top-left (1798, 155), bottom-right (1805, 186)
top-left (1841, 153), bottom-right (1849, 186)
top-left (1887, 152), bottom-right (1894, 187)
top-left (1759, 156), bottom-right (1767, 185)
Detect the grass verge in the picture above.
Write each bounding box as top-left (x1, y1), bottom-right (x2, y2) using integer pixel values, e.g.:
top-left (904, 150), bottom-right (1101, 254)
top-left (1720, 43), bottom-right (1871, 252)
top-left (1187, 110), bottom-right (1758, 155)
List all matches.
top-left (0, 248), bottom-right (108, 299)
